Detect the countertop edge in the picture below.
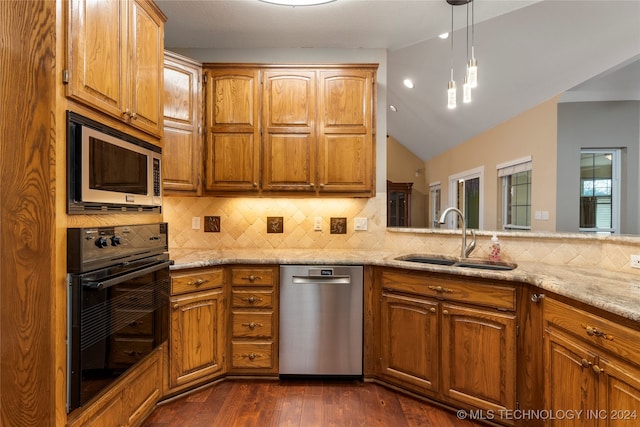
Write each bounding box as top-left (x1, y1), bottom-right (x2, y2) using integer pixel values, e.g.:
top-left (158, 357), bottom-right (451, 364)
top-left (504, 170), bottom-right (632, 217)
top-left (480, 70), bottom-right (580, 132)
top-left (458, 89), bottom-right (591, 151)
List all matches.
top-left (168, 249), bottom-right (640, 324)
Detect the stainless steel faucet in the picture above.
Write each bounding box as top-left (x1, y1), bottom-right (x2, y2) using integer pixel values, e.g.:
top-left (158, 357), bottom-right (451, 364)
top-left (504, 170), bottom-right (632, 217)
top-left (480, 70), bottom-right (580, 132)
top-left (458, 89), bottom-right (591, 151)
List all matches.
top-left (438, 207), bottom-right (476, 258)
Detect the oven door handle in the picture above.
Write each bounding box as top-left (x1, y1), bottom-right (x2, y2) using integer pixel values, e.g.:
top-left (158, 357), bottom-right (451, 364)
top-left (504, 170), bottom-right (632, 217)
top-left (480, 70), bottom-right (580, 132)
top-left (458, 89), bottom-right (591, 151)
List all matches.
top-left (83, 260), bottom-right (172, 289)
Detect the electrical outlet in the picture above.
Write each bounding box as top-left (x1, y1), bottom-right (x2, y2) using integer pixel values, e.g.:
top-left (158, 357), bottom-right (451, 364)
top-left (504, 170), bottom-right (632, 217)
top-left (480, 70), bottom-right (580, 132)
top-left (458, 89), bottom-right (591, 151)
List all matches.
top-left (631, 254), bottom-right (640, 269)
top-left (354, 217), bottom-right (368, 231)
top-left (314, 216), bottom-right (322, 231)
top-left (191, 217), bottom-right (201, 230)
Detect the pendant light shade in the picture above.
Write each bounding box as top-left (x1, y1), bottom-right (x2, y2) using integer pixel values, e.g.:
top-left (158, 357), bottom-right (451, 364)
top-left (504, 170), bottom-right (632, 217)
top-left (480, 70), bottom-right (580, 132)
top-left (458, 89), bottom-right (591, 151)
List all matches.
top-left (445, 0), bottom-right (479, 108)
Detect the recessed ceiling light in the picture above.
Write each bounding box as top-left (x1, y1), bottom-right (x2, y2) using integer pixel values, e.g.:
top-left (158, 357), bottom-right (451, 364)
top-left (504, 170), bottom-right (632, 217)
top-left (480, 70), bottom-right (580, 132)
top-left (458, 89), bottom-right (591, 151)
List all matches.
top-left (403, 79), bottom-right (414, 89)
top-left (389, 105), bottom-right (398, 112)
top-left (439, 32), bottom-right (449, 39)
top-left (260, 0), bottom-right (336, 6)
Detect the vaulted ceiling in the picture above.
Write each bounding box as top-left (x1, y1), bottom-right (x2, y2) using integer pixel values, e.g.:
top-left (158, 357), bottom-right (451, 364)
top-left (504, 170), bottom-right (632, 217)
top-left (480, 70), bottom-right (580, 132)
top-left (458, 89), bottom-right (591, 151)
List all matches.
top-left (156, 0), bottom-right (640, 161)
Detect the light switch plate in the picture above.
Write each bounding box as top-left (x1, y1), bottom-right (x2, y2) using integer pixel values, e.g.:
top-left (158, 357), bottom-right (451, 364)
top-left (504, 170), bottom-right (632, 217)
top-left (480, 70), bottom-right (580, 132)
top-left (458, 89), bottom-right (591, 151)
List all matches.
top-left (314, 216), bottom-right (322, 231)
top-left (354, 217), bottom-right (368, 231)
top-left (191, 217), bottom-right (201, 230)
top-left (631, 254), bottom-right (640, 269)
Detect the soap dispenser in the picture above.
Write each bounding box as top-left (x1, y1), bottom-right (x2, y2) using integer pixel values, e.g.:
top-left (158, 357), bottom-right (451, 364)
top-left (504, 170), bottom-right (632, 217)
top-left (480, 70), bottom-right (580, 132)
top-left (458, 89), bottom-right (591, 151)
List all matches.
top-left (489, 234), bottom-right (501, 261)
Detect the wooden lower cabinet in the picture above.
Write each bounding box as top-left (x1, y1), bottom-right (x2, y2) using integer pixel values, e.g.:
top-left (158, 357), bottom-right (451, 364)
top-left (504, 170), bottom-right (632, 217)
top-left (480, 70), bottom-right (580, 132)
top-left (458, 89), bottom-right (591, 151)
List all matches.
top-left (441, 303), bottom-right (516, 413)
top-left (376, 268), bottom-right (518, 425)
top-left (168, 268), bottom-right (226, 392)
top-left (544, 297), bottom-right (640, 427)
top-left (229, 266), bottom-right (279, 374)
top-left (67, 346), bottom-right (162, 427)
top-left (380, 292), bottom-right (439, 393)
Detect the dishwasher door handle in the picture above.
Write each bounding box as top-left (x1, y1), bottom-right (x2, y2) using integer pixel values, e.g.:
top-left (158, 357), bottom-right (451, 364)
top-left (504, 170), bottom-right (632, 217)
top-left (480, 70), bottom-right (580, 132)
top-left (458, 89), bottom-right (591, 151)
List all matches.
top-left (291, 276), bottom-right (351, 285)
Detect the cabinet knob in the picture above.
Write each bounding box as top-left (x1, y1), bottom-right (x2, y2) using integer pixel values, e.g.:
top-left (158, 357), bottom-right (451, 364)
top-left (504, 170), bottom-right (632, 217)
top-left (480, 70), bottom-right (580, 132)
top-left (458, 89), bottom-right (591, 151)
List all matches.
top-left (428, 285), bottom-right (453, 294)
top-left (429, 307), bottom-right (436, 313)
top-left (442, 309), bottom-right (449, 315)
top-left (130, 112), bottom-right (137, 120)
top-left (242, 296), bottom-right (263, 304)
top-left (241, 275), bottom-right (262, 283)
top-left (242, 353), bottom-right (258, 361)
top-left (173, 303), bottom-right (179, 310)
top-left (188, 278), bottom-right (209, 287)
top-left (253, 182), bottom-right (258, 187)
top-left (242, 321), bottom-right (263, 330)
top-left (580, 358), bottom-right (592, 369)
top-left (592, 364), bottom-right (605, 375)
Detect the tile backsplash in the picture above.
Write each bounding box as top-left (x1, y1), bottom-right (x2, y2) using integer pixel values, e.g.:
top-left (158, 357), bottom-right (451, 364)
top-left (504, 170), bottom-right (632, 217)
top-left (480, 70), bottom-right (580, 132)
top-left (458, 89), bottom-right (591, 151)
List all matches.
top-left (164, 195), bottom-right (640, 273)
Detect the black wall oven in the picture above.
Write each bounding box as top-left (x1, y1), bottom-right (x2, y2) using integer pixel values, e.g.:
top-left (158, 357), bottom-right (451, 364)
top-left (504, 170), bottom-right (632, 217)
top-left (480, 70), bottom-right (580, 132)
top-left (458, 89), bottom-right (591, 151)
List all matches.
top-left (67, 223), bottom-right (170, 412)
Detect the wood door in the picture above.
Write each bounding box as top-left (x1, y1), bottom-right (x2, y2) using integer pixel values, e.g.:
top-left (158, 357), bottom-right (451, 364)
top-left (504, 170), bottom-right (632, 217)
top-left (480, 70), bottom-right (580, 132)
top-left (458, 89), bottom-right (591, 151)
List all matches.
top-left (170, 288), bottom-right (225, 388)
top-left (544, 330), bottom-right (599, 427)
top-left (441, 303), bottom-right (516, 414)
top-left (379, 292), bottom-right (439, 393)
top-left (163, 52), bottom-right (203, 194)
top-left (262, 70), bottom-right (317, 192)
top-left (598, 356), bottom-right (640, 427)
top-left (317, 69), bottom-right (374, 195)
top-left (205, 68), bottom-right (260, 192)
top-left (127, 0), bottom-right (165, 136)
top-left (67, 0), bottom-right (128, 120)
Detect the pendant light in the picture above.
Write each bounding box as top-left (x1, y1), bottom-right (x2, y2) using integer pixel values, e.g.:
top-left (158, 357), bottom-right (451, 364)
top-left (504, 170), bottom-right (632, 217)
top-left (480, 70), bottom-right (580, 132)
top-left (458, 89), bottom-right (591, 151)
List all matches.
top-left (445, 0), bottom-right (478, 108)
top-left (467, 0), bottom-right (478, 88)
top-left (447, 2), bottom-right (456, 109)
top-left (462, 2), bottom-right (472, 103)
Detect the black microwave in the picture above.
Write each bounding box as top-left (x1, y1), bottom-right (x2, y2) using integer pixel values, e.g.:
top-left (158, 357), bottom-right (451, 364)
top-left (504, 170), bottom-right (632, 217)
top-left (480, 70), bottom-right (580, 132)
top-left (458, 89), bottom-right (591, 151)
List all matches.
top-left (67, 112), bottom-right (162, 213)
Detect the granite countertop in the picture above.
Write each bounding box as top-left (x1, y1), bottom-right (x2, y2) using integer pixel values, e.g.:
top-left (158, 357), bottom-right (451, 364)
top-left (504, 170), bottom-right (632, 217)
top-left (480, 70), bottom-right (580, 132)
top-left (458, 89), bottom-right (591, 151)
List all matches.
top-left (169, 248), bottom-right (640, 324)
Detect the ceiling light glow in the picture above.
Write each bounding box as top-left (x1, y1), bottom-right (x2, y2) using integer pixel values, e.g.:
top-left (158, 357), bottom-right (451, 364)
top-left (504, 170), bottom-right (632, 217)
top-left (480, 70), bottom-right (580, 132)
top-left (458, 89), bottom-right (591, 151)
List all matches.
top-left (439, 32), bottom-right (449, 39)
top-left (403, 79), bottom-right (414, 89)
top-left (260, 0), bottom-right (336, 6)
top-left (389, 105), bottom-right (398, 112)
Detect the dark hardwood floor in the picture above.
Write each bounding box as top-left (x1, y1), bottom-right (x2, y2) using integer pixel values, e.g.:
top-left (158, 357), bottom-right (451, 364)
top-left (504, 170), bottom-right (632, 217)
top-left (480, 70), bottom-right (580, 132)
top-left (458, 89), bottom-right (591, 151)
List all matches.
top-left (143, 379), bottom-right (485, 427)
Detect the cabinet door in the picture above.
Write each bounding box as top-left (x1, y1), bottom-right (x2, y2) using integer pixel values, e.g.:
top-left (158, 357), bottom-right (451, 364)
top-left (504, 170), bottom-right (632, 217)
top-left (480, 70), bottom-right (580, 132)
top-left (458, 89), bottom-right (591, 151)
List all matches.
top-left (441, 303), bottom-right (516, 413)
top-left (317, 69), bottom-right (374, 194)
top-left (169, 288), bottom-right (225, 388)
top-left (163, 52), bottom-right (203, 194)
top-left (598, 357), bottom-right (640, 427)
top-left (544, 330), bottom-right (599, 427)
top-left (67, 0), bottom-right (127, 119)
top-left (127, 0), bottom-right (164, 136)
top-left (380, 292), bottom-right (439, 393)
top-left (205, 69), bottom-right (260, 192)
top-left (262, 70), bottom-right (317, 192)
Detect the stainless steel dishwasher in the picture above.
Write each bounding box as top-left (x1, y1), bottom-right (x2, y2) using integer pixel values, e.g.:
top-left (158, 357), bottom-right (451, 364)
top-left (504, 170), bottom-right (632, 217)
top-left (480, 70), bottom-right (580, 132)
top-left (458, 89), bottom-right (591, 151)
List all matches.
top-left (279, 265), bottom-right (363, 377)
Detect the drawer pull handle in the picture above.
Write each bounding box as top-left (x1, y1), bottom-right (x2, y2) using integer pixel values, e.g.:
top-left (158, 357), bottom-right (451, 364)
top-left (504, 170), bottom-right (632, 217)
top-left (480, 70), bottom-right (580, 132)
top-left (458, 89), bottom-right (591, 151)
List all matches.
top-left (124, 350), bottom-right (144, 357)
top-left (428, 285), bottom-right (453, 294)
top-left (242, 296), bottom-right (263, 304)
top-left (581, 324), bottom-right (614, 341)
top-left (128, 320), bottom-right (143, 327)
top-left (242, 322), bottom-right (263, 330)
top-left (592, 364), bottom-right (605, 375)
top-left (580, 358), bottom-right (592, 369)
top-left (241, 275), bottom-right (262, 282)
top-left (242, 353), bottom-right (258, 361)
top-left (188, 278), bottom-right (210, 287)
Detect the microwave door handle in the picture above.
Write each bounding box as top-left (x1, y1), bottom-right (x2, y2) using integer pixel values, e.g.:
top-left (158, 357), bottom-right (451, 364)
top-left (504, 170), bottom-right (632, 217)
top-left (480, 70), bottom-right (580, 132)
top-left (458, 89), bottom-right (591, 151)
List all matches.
top-left (83, 260), bottom-right (172, 289)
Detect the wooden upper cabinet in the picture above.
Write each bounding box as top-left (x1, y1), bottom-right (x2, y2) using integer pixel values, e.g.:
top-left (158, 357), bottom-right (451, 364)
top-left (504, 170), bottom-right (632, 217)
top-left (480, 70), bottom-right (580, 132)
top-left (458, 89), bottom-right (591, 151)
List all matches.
top-left (318, 69), bottom-right (374, 194)
top-left (201, 64), bottom-right (377, 196)
top-left (262, 70), bottom-right (317, 192)
top-left (163, 51), bottom-right (203, 194)
top-left (66, 0), bottom-right (165, 137)
top-left (204, 68), bottom-right (260, 192)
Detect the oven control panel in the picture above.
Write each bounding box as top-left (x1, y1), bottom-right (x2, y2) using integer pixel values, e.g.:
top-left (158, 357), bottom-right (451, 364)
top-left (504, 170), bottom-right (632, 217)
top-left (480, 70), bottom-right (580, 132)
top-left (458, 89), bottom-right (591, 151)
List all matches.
top-left (67, 223), bottom-right (168, 273)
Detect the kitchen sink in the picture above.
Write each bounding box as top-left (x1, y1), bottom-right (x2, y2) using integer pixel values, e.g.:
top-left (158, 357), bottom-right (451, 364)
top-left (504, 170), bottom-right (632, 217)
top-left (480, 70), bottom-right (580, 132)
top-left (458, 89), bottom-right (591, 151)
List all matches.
top-left (394, 255), bottom-right (517, 271)
top-left (454, 260), bottom-right (517, 271)
top-left (394, 255), bottom-right (457, 266)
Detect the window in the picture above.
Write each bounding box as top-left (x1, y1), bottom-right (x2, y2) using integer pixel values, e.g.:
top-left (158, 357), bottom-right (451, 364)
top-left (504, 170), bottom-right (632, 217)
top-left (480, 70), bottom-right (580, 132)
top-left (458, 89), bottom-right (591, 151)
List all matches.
top-left (447, 166), bottom-right (484, 229)
top-left (498, 157), bottom-right (532, 230)
top-left (429, 182), bottom-right (441, 228)
top-left (579, 149), bottom-right (620, 234)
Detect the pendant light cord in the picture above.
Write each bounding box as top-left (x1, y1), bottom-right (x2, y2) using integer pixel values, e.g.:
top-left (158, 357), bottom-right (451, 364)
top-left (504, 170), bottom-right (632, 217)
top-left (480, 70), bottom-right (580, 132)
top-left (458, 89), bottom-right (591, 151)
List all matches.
top-left (450, 3), bottom-right (454, 80)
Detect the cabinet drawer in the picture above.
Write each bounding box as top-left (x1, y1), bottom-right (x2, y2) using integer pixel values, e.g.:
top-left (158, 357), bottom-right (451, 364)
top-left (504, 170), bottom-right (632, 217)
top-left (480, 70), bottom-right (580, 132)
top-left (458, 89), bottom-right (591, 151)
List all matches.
top-left (231, 341), bottom-right (274, 369)
top-left (381, 271), bottom-right (516, 311)
top-left (171, 268), bottom-right (223, 295)
top-left (230, 268), bottom-right (274, 286)
top-left (232, 289), bottom-right (274, 308)
top-left (232, 311), bottom-right (274, 338)
top-left (544, 298), bottom-right (640, 367)
top-left (112, 287), bottom-right (154, 308)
